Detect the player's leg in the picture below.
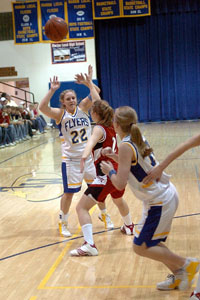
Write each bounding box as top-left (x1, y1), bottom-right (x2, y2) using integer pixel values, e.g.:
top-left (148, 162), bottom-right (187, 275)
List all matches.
top-left (59, 160), bottom-right (83, 237)
top-left (70, 194), bottom-right (98, 256)
top-left (133, 242), bottom-right (199, 291)
top-left (97, 201), bottom-right (114, 230)
top-left (133, 194), bottom-right (200, 291)
top-left (84, 157), bottom-right (114, 229)
top-left (111, 195), bottom-right (134, 235)
top-left (59, 192), bottom-right (74, 237)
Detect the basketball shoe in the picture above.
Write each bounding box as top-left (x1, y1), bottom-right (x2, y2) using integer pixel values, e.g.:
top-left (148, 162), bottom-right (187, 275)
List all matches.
top-left (190, 292), bottom-right (200, 299)
top-left (157, 274), bottom-right (179, 290)
top-left (70, 241), bottom-right (98, 256)
top-left (120, 223), bottom-right (134, 235)
top-left (58, 221), bottom-right (72, 237)
top-left (157, 258), bottom-right (200, 291)
top-left (98, 213), bottom-right (114, 229)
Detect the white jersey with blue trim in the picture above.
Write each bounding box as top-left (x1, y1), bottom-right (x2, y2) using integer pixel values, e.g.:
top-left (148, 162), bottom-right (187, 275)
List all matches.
top-left (58, 106), bottom-right (92, 159)
top-left (122, 135), bottom-right (176, 206)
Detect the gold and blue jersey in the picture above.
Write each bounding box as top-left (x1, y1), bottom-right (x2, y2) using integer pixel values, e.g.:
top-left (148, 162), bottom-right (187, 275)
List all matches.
top-left (121, 135), bottom-right (175, 206)
top-left (57, 106), bottom-right (92, 159)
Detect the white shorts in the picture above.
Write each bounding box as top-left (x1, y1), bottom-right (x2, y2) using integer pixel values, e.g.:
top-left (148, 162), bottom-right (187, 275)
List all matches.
top-left (134, 183), bottom-right (179, 247)
top-left (61, 156), bottom-right (96, 193)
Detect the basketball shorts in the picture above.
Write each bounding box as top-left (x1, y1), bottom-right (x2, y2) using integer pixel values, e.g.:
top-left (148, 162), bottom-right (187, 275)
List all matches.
top-left (134, 184), bottom-right (179, 247)
top-left (61, 156), bottom-right (96, 193)
top-left (84, 174), bottom-right (125, 203)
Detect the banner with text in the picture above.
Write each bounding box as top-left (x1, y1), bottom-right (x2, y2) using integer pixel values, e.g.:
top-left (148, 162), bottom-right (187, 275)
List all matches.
top-left (12, 0), bottom-right (151, 44)
top-left (51, 41), bottom-right (86, 64)
top-left (121, 0), bottom-right (151, 17)
top-left (39, 0), bottom-right (67, 41)
top-left (92, 0), bottom-right (120, 19)
top-left (12, 1), bottom-right (40, 44)
top-left (66, 0), bottom-right (94, 39)
top-left (92, 0), bottom-right (151, 19)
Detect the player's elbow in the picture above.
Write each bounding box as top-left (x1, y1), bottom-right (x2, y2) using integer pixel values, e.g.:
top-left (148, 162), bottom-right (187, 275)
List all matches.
top-left (115, 181), bottom-right (126, 191)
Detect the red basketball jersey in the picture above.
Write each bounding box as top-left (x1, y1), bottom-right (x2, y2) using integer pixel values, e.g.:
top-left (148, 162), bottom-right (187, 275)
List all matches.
top-left (93, 124), bottom-right (118, 175)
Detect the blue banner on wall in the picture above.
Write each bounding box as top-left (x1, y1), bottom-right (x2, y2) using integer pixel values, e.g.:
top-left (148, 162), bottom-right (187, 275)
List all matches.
top-left (40, 0), bottom-right (66, 41)
top-left (12, 1), bottom-right (40, 44)
top-left (92, 0), bottom-right (120, 19)
top-left (66, 0), bottom-right (94, 39)
top-left (12, 0), bottom-right (151, 44)
top-left (122, 0), bottom-right (151, 17)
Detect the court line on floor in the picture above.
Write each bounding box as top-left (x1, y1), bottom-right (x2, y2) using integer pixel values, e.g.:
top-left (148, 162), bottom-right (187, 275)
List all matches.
top-left (1, 211), bottom-right (200, 263)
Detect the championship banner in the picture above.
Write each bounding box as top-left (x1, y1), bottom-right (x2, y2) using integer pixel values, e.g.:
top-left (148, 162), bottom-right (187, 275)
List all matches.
top-left (92, 0), bottom-right (120, 19)
top-left (51, 41), bottom-right (86, 64)
top-left (66, 0), bottom-right (94, 39)
top-left (12, 1), bottom-right (40, 44)
top-left (121, 0), bottom-right (151, 17)
top-left (39, 0), bottom-right (66, 41)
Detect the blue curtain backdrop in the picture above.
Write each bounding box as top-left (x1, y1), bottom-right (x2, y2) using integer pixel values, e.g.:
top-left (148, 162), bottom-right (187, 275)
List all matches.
top-left (95, 0), bottom-right (200, 122)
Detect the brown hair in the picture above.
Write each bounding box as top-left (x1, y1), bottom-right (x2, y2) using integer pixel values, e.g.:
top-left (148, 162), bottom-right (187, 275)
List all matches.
top-left (115, 106), bottom-right (153, 158)
top-left (91, 99), bottom-right (113, 127)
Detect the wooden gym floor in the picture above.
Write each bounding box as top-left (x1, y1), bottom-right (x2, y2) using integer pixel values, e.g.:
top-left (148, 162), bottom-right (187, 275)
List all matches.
top-left (0, 121), bottom-right (200, 300)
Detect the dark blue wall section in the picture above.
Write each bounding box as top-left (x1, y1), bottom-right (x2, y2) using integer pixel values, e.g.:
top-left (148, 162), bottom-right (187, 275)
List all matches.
top-left (49, 80), bottom-right (98, 108)
top-left (95, 0), bottom-right (200, 122)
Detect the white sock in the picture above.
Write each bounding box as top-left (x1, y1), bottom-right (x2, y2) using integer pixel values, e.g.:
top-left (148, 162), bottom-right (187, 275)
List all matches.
top-left (122, 212), bottom-right (132, 226)
top-left (194, 273), bottom-right (200, 293)
top-left (59, 210), bottom-right (69, 223)
top-left (82, 223), bottom-right (94, 245)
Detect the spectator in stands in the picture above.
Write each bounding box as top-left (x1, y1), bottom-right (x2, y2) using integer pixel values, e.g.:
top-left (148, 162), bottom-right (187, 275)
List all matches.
top-left (1, 93), bottom-right (18, 107)
top-left (0, 106), bottom-right (15, 147)
top-left (33, 102), bottom-right (48, 129)
top-left (28, 103), bottom-right (46, 134)
top-left (0, 96), bottom-right (8, 108)
top-left (18, 105), bottom-right (34, 138)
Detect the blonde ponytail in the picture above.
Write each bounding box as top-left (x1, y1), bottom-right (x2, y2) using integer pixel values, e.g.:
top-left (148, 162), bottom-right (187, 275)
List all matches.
top-left (115, 106), bottom-right (153, 158)
top-left (130, 124), bottom-right (153, 158)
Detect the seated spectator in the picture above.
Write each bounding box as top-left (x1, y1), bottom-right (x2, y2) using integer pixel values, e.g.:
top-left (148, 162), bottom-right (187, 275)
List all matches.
top-left (1, 92), bottom-right (18, 107)
top-left (28, 103), bottom-right (46, 134)
top-left (18, 105), bottom-right (34, 138)
top-left (33, 102), bottom-right (48, 129)
top-left (0, 95), bottom-right (8, 108)
top-left (0, 106), bottom-right (15, 147)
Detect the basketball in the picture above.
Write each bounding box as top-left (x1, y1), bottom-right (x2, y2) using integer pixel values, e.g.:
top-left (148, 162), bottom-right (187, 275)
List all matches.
top-left (44, 16), bottom-right (68, 42)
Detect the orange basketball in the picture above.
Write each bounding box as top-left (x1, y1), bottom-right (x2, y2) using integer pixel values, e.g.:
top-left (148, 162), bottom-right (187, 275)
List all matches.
top-left (44, 16), bottom-right (68, 42)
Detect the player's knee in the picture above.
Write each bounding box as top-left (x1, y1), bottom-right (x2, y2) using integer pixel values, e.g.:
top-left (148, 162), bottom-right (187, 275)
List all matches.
top-left (112, 197), bottom-right (122, 206)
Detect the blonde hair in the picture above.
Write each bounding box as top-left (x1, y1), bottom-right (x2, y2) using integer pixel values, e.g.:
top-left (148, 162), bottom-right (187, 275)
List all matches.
top-left (91, 100), bottom-right (113, 127)
top-left (59, 89), bottom-right (77, 108)
top-left (115, 106), bottom-right (153, 158)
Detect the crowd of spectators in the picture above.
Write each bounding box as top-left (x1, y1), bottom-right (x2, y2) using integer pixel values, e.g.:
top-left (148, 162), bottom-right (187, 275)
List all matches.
top-left (0, 92), bottom-right (50, 149)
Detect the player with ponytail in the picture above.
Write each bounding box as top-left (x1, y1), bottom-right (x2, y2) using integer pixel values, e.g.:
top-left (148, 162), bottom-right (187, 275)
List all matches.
top-left (101, 106), bottom-right (200, 292)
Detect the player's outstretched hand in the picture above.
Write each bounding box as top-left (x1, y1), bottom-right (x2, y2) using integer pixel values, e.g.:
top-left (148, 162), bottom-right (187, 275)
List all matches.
top-left (50, 76), bottom-right (60, 91)
top-left (142, 165), bottom-right (163, 184)
top-left (74, 73), bottom-right (85, 85)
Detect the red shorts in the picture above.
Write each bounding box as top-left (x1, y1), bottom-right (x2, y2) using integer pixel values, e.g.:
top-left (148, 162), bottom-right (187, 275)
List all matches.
top-left (84, 174), bottom-right (125, 203)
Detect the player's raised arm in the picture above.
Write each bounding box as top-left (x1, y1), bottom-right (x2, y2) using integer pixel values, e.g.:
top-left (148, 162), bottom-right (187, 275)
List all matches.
top-left (39, 76), bottom-right (63, 123)
top-left (76, 65), bottom-right (101, 113)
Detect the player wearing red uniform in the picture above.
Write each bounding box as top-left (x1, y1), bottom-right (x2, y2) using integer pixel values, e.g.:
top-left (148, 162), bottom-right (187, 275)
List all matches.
top-left (84, 123), bottom-right (121, 202)
top-left (70, 90), bottom-right (134, 256)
